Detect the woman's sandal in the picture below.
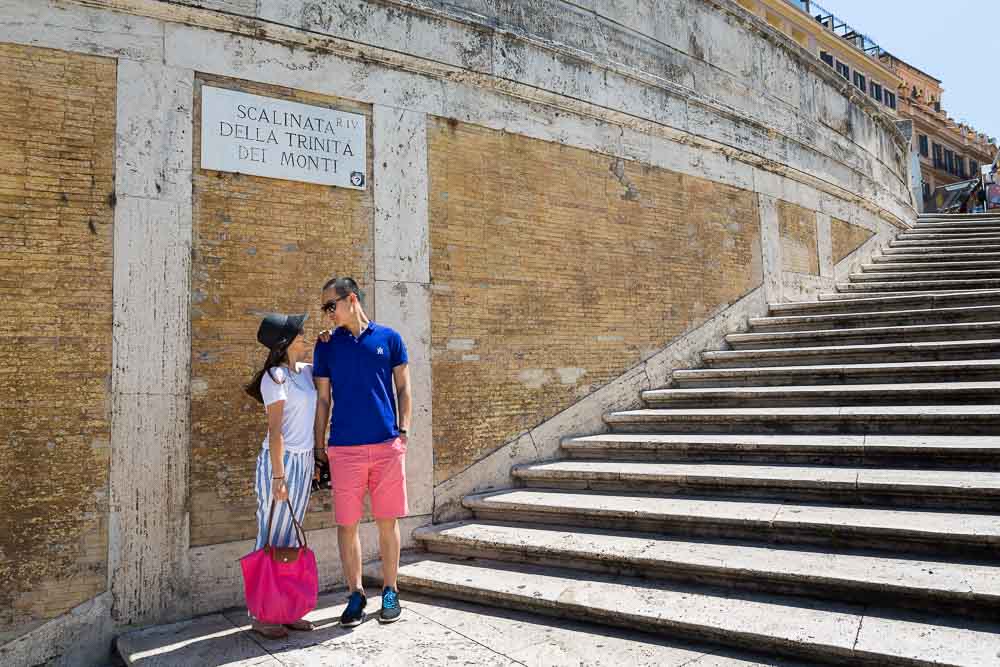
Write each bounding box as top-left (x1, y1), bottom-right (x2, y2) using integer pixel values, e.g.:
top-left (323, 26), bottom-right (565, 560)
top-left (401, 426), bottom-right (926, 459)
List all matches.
top-left (284, 619), bottom-right (315, 632)
top-left (251, 620), bottom-right (289, 639)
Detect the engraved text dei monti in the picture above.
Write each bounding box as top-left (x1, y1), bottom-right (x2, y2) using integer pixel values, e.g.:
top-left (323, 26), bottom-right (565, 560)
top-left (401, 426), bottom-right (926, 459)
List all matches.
top-left (200, 86), bottom-right (367, 189)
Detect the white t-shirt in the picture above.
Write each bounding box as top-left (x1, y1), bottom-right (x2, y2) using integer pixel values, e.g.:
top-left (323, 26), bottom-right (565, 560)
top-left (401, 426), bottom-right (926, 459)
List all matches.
top-left (260, 363), bottom-right (317, 454)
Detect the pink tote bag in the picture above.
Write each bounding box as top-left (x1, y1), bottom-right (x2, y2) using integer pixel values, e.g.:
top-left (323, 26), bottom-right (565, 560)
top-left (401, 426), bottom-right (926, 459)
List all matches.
top-left (240, 499), bottom-right (318, 624)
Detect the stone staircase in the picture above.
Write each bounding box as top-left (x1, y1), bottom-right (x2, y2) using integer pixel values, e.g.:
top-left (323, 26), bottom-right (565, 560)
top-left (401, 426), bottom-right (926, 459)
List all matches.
top-left (380, 214), bottom-right (1000, 665)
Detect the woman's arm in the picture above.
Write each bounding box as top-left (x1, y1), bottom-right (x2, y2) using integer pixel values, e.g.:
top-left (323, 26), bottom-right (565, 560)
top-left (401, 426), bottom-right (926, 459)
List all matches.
top-left (266, 400), bottom-right (288, 501)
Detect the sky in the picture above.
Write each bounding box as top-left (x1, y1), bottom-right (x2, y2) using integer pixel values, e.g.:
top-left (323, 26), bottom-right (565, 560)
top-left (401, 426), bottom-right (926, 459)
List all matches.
top-left (818, 0), bottom-right (998, 143)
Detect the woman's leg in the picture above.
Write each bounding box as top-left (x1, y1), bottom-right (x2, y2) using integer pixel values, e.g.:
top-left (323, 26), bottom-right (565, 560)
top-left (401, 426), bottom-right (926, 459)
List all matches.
top-left (251, 449), bottom-right (288, 638)
top-left (282, 451), bottom-right (316, 630)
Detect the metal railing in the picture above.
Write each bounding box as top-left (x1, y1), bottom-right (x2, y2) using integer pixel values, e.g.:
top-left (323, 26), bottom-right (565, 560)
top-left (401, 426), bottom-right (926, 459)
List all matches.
top-left (783, 0), bottom-right (888, 61)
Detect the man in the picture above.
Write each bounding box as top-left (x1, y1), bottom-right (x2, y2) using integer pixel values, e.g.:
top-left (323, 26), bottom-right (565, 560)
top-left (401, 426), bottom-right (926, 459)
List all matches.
top-left (312, 277), bottom-right (411, 626)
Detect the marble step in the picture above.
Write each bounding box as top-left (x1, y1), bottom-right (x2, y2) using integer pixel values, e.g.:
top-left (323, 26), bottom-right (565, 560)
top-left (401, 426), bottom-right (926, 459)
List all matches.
top-left (641, 381), bottom-right (1000, 407)
top-left (897, 232), bottom-right (1000, 241)
top-left (882, 243), bottom-right (1000, 255)
top-left (670, 359), bottom-right (1000, 387)
top-left (511, 460), bottom-right (1000, 510)
top-left (820, 288), bottom-right (1000, 301)
top-left (414, 521), bottom-right (1000, 618)
top-left (603, 404), bottom-right (1000, 436)
top-left (914, 217), bottom-right (1000, 226)
top-left (851, 269), bottom-right (1000, 281)
top-left (891, 237), bottom-right (1000, 248)
top-left (861, 259), bottom-right (1000, 272)
top-left (560, 433), bottom-right (1000, 466)
top-left (729, 321), bottom-right (1000, 348)
top-left (702, 339), bottom-right (1000, 367)
top-left (749, 305), bottom-right (1000, 331)
top-left (835, 279), bottom-right (1000, 292)
top-left (462, 488), bottom-right (1000, 557)
top-left (385, 556), bottom-right (1000, 666)
top-left (769, 290), bottom-right (1000, 316)
top-left (872, 251), bottom-right (1000, 262)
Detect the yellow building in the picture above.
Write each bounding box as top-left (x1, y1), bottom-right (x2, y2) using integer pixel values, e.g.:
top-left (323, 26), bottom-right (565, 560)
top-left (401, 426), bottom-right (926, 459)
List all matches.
top-left (736, 0), bottom-right (903, 115)
top-left (882, 54), bottom-right (997, 196)
top-left (738, 0), bottom-right (998, 205)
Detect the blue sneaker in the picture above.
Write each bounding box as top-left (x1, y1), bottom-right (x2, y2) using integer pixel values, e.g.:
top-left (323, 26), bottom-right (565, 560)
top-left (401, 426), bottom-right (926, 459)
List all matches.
top-left (379, 586), bottom-right (402, 623)
top-left (340, 590), bottom-right (366, 627)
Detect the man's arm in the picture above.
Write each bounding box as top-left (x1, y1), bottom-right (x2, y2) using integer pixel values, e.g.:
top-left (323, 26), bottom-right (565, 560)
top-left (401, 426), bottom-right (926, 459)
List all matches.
top-left (314, 376), bottom-right (331, 458)
top-left (392, 363), bottom-right (412, 434)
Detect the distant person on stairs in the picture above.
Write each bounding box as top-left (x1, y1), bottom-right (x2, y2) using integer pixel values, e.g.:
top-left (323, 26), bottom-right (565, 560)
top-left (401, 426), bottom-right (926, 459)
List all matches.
top-left (313, 277), bottom-right (411, 627)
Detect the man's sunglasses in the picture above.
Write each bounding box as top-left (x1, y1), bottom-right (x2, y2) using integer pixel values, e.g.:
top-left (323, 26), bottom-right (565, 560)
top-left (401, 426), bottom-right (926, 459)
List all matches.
top-left (321, 295), bottom-right (349, 313)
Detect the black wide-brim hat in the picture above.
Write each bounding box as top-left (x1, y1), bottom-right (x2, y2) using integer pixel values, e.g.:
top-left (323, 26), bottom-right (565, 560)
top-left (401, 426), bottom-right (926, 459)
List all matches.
top-left (256, 312), bottom-right (308, 350)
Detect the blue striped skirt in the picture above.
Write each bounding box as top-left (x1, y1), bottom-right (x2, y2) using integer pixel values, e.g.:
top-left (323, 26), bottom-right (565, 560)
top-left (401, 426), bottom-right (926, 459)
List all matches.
top-left (254, 448), bottom-right (314, 550)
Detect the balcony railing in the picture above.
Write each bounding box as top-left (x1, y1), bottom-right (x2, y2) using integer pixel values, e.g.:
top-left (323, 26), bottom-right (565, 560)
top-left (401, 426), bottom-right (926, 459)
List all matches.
top-left (784, 0), bottom-right (888, 61)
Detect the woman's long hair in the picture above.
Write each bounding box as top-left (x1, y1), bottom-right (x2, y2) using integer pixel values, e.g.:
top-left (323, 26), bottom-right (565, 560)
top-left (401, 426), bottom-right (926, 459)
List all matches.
top-left (245, 344), bottom-right (290, 404)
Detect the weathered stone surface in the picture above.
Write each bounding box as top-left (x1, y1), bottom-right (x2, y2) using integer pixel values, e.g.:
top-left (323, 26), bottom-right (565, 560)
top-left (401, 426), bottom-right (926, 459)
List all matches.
top-left (464, 488), bottom-right (1000, 551)
top-left (416, 522), bottom-right (1000, 609)
top-left (0, 0), bottom-right (163, 62)
top-left (0, 594), bottom-right (112, 667)
top-left (373, 107), bottom-right (429, 285)
top-left (853, 611), bottom-right (1000, 666)
top-left (119, 589), bottom-right (807, 666)
top-left (116, 61), bottom-right (193, 203)
top-left (118, 613), bottom-right (280, 667)
top-left (392, 557), bottom-right (864, 660)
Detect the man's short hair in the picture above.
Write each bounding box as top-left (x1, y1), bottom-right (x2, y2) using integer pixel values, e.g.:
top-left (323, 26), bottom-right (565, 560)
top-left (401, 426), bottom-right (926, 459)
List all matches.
top-left (323, 276), bottom-right (364, 304)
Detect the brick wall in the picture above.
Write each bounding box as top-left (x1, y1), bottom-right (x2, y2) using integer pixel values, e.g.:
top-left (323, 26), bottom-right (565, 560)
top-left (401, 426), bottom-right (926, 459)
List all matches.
top-left (778, 200), bottom-right (819, 275)
top-left (428, 119), bottom-right (762, 484)
top-left (831, 217), bottom-right (875, 264)
top-left (0, 44), bottom-right (115, 636)
top-left (189, 76), bottom-right (374, 546)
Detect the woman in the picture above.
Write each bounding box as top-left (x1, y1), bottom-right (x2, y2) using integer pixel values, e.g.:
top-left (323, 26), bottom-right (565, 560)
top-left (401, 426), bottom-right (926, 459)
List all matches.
top-left (244, 312), bottom-right (317, 638)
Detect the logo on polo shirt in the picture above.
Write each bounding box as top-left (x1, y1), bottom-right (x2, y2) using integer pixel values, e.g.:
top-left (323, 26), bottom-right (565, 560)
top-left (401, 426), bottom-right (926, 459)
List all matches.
top-left (377, 346), bottom-right (385, 355)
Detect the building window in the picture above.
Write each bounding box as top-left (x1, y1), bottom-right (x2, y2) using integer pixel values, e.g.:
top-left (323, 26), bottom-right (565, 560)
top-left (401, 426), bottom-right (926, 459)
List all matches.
top-left (918, 134), bottom-right (929, 157)
top-left (945, 149), bottom-right (955, 175)
top-left (922, 182), bottom-right (931, 199)
top-left (853, 71), bottom-right (866, 91)
top-left (971, 160), bottom-right (980, 176)
top-left (932, 143), bottom-right (944, 169)
top-left (885, 91), bottom-right (897, 109)
top-left (870, 81), bottom-right (883, 103)
top-left (836, 61), bottom-right (850, 80)
top-left (820, 51), bottom-right (834, 68)
top-left (956, 156), bottom-right (966, 178)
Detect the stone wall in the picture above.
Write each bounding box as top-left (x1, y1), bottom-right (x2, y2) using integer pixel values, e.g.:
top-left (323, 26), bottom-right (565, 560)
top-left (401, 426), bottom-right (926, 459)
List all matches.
top-left (428, 118), bottom-right (761, 483)
top-left (778, 200), bottom-right (820, 276)
top-left (832, 217), bottom-right (877, 265)
top-left (0, 43), bottom-right (116, 643)
top-left (0, 0), bottom-right (915, 662)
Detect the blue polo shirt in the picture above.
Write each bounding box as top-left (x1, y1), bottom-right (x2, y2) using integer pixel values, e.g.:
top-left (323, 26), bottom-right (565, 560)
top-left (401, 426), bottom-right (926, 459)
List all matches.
top-left (312, 321), bottom-right (408, 446)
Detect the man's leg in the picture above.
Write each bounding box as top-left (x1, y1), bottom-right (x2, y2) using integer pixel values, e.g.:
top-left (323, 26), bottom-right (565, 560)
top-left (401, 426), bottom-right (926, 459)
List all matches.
top-left (376, 518), bottom-right (400, 590)
top-left (337, 522), bottom-right (364, 592)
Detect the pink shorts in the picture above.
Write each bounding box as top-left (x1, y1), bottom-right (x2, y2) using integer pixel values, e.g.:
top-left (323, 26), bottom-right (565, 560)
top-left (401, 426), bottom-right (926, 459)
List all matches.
top-left (328, 436), bottom-right (408, 526)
